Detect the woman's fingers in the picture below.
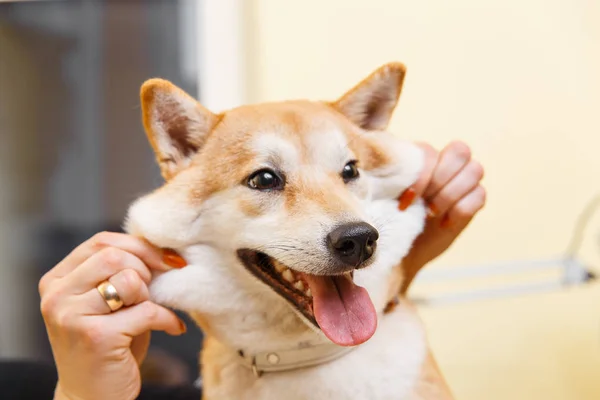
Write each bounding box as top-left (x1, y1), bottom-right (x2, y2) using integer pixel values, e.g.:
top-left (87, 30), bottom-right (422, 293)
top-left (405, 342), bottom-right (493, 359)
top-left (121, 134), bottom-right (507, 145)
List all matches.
top-left (63, 247), bottom-right (153, 295)
top-left (410, 142), bottom-right (438, 198)
top-left (107, 269), bottom-right (150, 307)
top-left (445, 185), bottom-right (487, 228)
top-left (423, 141), bottom-right (472, 200)
top-left (41, 232), bottom-right (171, 291)
top-left (399, 141), bottom-right (475, 215)
top-left (38, 231), bottom-right (189, 400)
top-left (76, 268), bottom-right (151, 315)
top-left (104, 301), bottom-right (185, 337)
top-left (427, 159), bottom-right (484, 217)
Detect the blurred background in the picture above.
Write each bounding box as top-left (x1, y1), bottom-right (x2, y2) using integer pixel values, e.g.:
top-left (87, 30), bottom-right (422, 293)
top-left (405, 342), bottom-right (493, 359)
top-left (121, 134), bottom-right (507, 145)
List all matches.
top-left (1, 0), bottom-right (599, 399)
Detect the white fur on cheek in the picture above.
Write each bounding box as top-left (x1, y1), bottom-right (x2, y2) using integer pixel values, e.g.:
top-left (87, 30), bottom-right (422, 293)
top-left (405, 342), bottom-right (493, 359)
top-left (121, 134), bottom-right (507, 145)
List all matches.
top-left (148, 246), bottom-right (247, 312)
top-left (124, 184), bottom-right (204, 249)
top-left (355, 198), bottom-right (426, 311)
top-left (365, 134), bottom-right (424, 200)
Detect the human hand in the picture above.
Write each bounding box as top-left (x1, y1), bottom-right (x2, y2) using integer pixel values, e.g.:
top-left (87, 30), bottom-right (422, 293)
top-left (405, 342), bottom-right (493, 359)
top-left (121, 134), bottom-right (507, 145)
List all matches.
top-left (39, 232), bottom-right (187, 400)
top-left (398, 141), bottom-right (486, 293)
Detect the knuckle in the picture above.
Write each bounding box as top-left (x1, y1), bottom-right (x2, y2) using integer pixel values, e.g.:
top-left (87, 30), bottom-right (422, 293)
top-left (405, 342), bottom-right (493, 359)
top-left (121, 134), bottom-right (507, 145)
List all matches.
top-left (434, 192), bottom-right (452, 208)
top-left (40, 293), bottom-right (58, 318)
top-left (448, 141), bottom-right (472, 161)
top-left (453, 202), bottom-right (473, 219)
top-left (139, 301), bottom-right (159, 322)
top-left (120, 269), bottom-right (142, 293)
top-left (419, 143), bottom-right (438, 171)
top-left (99, 247), bottom-right (126, 269)
top-left (476, 186), bottom-right (487, 207)
top-left (39, 282), bottom-right (68, 320)
top-left (90, 231), bottom-right (116, 250)
top-left (80, 320), bottom-right (109, 347)
top-left (54, 309), bottom-right (76, 330)
top-left (38, 274), bottom-right (51, 296)
top-left (41, 298), bottom-right (76, 331)
top-left (470, 160), bottom-right (485, 180)
top-left (417, 141), bottom-right (437, 156)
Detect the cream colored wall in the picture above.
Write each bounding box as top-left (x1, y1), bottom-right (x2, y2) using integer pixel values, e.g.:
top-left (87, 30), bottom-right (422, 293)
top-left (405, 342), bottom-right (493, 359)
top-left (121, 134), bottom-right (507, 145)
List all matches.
top-left (419, 283), bottom-right (600, 400)
top-left (244, 0), bottom-right (600, 271)
top-left (242, 1), bottom-right (600, 399)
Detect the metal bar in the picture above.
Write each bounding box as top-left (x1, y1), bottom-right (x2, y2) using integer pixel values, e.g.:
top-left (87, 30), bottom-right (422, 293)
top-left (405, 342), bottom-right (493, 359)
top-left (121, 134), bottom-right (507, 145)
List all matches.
top-left (414, 257), bottom-right (565, 282)
top-left (413, 280), bottom-right (566, 306)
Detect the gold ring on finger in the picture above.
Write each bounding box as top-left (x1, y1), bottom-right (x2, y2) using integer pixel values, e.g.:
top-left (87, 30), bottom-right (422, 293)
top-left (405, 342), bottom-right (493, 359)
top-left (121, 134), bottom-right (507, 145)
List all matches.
top-left (96, 280), bottom-right (124, 312)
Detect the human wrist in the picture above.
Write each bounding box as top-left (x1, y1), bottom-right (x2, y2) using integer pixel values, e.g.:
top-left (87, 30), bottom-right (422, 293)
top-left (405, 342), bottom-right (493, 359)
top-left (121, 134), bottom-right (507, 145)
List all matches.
top-left (403, 252), bottom-right (427, 278)
top-left (400, 253), bottom-right (428, 294)
top-left (54, 383), bottom-right (84, 400)
top-left (54, 384), bottom-right (72, 400)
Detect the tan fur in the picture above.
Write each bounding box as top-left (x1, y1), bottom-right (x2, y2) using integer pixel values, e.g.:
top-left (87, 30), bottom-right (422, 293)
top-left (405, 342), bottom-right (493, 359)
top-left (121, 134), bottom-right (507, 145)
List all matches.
top-left (408, 351), bottom-right (455, 400)
top-left (401, 300), bottom-right (455, 400)
top-left (141, 79), bottom-right (221, 180)
top-left (331, 62), bottom-right (406, 131)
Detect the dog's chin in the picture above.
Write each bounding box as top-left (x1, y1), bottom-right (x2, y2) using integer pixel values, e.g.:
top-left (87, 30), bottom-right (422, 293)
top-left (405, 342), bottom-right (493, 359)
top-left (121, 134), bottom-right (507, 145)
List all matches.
top-left (237, 249), bottom-right (319, 327)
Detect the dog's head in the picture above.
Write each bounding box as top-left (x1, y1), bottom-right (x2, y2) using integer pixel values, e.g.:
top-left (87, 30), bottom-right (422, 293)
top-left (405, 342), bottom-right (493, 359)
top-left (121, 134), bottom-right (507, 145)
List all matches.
top-left (125, 63), bottom-right (425, 347)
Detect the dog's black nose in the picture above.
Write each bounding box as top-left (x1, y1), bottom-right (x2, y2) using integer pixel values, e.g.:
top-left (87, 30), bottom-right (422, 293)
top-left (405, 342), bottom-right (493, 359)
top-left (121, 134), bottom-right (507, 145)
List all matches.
top-left (327, 222), bottom-right (379, 267)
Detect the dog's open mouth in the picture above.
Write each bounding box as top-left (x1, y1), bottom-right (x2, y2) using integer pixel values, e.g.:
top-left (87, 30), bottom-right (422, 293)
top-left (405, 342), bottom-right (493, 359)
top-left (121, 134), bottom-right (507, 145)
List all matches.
top-left (237, 249), bottom-right (377, 346)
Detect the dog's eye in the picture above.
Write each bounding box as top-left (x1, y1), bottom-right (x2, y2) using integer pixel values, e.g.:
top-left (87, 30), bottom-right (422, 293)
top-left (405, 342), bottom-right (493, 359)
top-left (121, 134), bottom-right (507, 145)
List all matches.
top-left (247, 169), bottom-right (284, 191)
top-left (341, 161), bottom-right (359, 183)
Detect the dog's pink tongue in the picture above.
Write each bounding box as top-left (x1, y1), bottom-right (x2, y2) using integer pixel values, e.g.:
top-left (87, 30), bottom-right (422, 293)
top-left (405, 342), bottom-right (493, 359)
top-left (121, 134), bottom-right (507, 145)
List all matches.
top-left (304, 274), bottom-right (377, 346)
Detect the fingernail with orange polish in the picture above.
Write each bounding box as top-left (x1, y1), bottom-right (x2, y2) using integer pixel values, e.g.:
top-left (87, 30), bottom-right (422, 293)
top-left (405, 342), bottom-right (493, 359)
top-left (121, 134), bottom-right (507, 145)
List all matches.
top-left (163, 249), bottom-right (187, 269)
top-left (427, 203), bottom-right (438, 218)
top-left (178, 319), bottom-right (187, 334)
top-left (398, 188), bottom-right (416, 211)
top-left (440, 215), bottom-right (452, 228)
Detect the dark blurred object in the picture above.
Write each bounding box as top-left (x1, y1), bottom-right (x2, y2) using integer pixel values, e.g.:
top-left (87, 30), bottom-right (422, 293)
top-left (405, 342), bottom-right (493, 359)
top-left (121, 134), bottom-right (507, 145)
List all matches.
top-left (0, 360), bottom-right (202, 400)
top-left (0, 360), bottom-right (58, 400)
top-left (141, 348), bottom-right (193, 387)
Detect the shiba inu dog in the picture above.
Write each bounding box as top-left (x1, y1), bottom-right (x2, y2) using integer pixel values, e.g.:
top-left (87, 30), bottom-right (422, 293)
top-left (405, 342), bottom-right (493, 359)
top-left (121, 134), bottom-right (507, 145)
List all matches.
top-left (125, 63), bottom-right (451, 399)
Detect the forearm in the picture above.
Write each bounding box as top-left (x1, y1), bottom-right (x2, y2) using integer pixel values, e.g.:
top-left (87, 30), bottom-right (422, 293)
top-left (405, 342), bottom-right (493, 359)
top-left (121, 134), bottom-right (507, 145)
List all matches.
top-left (400, 254), bottom-right (427, 295)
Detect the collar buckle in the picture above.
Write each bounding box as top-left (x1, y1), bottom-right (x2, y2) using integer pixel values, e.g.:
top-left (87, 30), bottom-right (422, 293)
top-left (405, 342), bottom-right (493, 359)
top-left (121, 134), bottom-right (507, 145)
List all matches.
top-left (239, 341), bottom-right (356, 378)
top-left (251, 356), bottom-right (263, 378)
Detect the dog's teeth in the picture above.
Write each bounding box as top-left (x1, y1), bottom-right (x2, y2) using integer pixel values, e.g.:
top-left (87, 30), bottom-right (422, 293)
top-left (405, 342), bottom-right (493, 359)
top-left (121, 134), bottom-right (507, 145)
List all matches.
top-left (282, 269), bottom-right (294, 282)
top-left (274, 262), bottom-right (286, 273)
top-left (294, 281), bottom-right (305, 291)
top-left (306, 288), bottom-right (312, 298)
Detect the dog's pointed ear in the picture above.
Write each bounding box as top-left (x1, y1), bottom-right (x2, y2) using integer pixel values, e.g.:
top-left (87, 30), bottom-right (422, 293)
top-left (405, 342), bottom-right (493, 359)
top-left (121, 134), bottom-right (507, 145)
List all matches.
top-left (331, 63), bottom-right (406, 131)
top-left (140, 79), bottom-right (220, 180)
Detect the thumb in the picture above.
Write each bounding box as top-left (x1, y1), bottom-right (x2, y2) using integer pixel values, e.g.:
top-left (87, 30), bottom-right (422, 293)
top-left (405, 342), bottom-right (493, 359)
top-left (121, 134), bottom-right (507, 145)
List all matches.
top-left (411, 142), bottom-right (438, 199)
top-left (399, 142), bottom-right (438, 210)
top-left (111, 301), bottom-right (186, 337)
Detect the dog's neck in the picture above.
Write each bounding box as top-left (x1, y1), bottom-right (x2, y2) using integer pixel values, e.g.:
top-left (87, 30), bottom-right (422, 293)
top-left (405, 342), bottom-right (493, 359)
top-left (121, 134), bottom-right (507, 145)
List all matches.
top-left (189, 293), bottom-right (326, 354)
top-left (188, 284), bottom-right (354, 376)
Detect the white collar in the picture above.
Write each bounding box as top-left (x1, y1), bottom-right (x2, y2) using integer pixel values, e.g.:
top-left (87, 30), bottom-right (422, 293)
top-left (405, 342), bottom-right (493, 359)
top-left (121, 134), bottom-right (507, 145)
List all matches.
top-left (237, 339), bottom-right (357, 377)
top-left (236, 295), bottom-right (399, 377)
